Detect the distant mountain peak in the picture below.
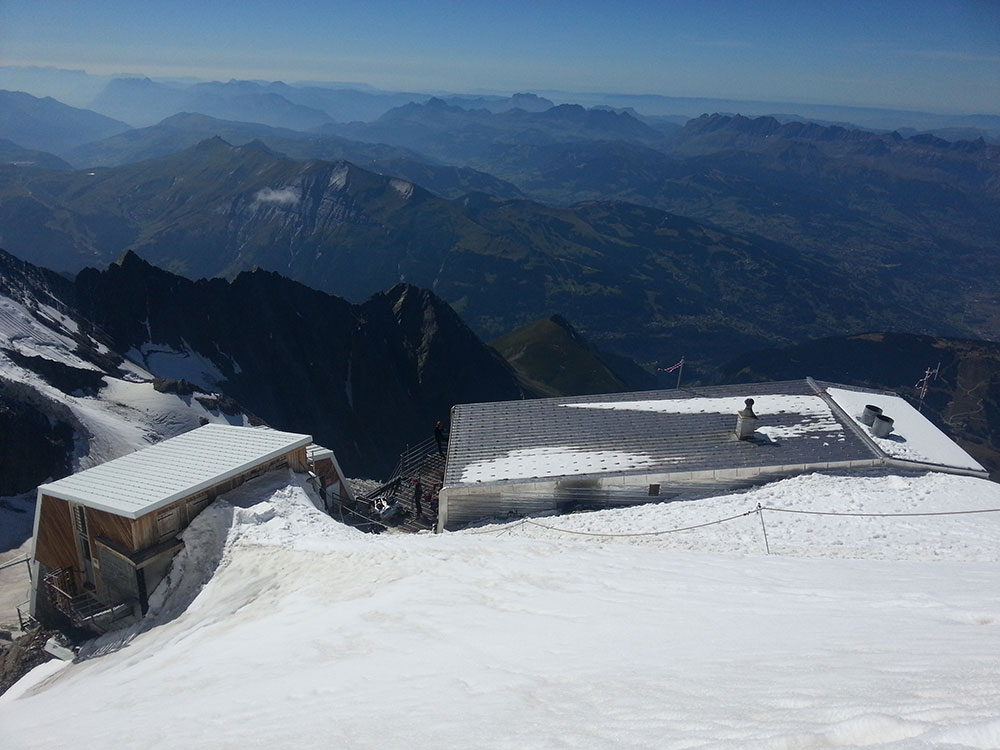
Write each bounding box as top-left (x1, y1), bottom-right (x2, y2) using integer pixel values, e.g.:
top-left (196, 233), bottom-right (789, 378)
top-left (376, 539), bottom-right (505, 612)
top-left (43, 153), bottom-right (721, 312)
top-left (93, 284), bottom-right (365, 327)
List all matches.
top-left (238, 139), bottom-right (278, 156)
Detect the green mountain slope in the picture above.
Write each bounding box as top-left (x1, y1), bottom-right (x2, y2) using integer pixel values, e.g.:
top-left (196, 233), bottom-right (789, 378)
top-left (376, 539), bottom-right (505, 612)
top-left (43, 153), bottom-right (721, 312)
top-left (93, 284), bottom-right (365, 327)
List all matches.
top-left (491, 314), bottom-right (656, 396)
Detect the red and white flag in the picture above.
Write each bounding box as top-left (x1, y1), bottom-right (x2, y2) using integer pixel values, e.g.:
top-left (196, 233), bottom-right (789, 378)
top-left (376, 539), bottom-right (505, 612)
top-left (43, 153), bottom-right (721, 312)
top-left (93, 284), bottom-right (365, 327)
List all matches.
top-left (658, 358), bottom-right (684, 373)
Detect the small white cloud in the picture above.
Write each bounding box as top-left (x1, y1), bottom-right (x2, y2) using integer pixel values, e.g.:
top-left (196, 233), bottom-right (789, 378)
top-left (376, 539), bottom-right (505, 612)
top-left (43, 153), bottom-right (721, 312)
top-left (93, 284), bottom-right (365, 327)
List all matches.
top-left (254, 187), bottom-right (299, 205)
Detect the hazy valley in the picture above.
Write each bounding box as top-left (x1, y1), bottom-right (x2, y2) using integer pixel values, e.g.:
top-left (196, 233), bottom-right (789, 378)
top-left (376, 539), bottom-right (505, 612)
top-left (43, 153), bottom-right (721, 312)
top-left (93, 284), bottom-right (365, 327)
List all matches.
top-left (1, 70), bottom-right (997, 478)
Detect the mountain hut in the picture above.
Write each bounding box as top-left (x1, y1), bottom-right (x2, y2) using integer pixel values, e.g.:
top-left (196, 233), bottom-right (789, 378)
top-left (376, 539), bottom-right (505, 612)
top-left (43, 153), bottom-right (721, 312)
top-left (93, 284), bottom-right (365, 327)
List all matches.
top-left (436, 378), bottom-right (987, 531)
top-left (29, 424), bottom-right (313, 633)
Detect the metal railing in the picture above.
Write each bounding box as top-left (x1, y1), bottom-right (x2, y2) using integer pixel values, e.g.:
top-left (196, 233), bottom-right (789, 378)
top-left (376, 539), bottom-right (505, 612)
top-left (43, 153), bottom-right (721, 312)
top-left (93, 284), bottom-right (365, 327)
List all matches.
top-left (42, 568), bottom-right (135, 633)
top-left (0, 555), bottom-right (31, 578)
top-left (363, 435), bottom-right (443, 501)
top-left (16, 601), bottom-right (38, 631)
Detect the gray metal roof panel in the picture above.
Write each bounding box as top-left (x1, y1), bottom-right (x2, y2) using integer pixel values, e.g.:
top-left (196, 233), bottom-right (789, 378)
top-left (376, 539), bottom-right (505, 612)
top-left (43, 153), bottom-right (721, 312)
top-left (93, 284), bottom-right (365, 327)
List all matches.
top-left (444, 380), bottom-right (879, 487)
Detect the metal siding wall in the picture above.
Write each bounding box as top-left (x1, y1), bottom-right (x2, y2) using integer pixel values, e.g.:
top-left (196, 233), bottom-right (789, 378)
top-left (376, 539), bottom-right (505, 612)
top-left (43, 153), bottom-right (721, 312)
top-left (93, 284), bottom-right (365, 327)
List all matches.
top-left (441, 459), bottom-right (886, 530)
top-left (97, 545), bottom-right (140, 604)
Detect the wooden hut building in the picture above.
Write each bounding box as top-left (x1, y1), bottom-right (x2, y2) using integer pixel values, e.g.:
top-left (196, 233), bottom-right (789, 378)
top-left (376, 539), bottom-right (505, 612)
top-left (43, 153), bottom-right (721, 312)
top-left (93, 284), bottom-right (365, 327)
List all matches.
top-left (307, 443), bottom-right (356, 509)
top-left (29, 424), bottom-right (312, 633)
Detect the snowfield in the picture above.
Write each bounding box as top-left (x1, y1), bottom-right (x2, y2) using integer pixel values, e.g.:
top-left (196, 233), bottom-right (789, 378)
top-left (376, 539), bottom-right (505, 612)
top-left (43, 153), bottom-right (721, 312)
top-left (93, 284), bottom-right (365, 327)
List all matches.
top-left (3, 471), bottom-right (1000, 749)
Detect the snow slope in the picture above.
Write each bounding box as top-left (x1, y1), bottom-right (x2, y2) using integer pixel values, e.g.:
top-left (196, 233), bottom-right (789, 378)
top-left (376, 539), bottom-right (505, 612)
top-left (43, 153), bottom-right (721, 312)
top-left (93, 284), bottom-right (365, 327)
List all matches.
top-left (0, 276), bottom-right (254, 596)
top-left (3, 470), bottom-right (999, 749)
top-left (1, 284), bottom-right (252, 472)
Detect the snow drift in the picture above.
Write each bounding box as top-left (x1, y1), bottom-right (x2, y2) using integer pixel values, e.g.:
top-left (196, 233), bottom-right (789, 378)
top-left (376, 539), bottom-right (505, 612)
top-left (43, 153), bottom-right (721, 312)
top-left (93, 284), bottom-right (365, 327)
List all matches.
top-left (2, 470), bottom-right (999, 749)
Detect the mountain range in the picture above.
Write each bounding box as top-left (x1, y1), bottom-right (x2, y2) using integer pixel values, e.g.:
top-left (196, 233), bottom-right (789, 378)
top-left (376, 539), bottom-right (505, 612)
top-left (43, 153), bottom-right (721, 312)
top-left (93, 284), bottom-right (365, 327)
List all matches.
top-left (0, 81), bottom-right (997, 458)
top-left (0, 136), bottom-right (936, 367)
top-left (5, 86), bottom-right (992, 348)
top-left (0, 90), bottom-right (130, 154)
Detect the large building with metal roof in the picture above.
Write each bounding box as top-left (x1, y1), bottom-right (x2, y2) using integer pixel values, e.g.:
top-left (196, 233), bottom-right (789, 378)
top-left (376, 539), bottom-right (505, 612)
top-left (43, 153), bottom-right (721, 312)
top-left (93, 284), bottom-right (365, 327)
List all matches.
top-left (30, 424), bottom-right (312, 632)
top-left (437, 378), bottom-right (987, 531)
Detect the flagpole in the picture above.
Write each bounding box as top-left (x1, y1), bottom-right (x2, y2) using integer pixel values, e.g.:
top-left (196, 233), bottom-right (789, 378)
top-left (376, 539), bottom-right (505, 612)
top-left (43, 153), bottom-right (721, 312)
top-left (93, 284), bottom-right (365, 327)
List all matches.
top-left (657, 356), bottom-right (686, 387)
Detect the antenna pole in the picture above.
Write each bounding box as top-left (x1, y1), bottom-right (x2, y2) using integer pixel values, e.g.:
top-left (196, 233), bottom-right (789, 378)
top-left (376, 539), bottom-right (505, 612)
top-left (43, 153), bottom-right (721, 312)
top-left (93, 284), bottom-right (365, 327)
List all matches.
top-left (916, 365), bottom-right (936, 412)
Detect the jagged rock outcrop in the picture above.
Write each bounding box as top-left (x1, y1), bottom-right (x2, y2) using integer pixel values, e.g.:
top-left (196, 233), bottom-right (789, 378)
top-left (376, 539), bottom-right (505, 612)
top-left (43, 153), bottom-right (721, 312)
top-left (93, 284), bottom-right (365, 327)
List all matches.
top-left (74, 252), bottom-right (528, 477)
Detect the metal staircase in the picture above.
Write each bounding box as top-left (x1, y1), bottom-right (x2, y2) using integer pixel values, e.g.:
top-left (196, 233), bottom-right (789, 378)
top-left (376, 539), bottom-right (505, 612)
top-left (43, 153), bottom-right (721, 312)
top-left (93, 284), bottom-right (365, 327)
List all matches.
top-left (359, 435), bottom-right (447, 533)
top-left (43, 568), bottom-right (137, 634)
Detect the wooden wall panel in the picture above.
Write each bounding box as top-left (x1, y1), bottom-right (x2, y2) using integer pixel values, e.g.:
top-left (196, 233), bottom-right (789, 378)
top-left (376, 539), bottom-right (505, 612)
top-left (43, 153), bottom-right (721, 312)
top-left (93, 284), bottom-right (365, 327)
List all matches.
top-left (132, 511), bottom-right (160, 553)
top-left (33, 495), bottom-right (78, 571)
top-left (87, 506), bottom-right (137, 553)
top-left (290, 446), bottom-right (307, 472)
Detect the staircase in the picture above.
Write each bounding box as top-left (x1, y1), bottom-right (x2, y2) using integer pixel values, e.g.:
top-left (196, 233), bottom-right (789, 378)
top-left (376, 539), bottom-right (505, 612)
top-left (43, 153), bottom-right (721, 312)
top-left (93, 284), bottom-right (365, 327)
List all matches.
top-left (361, 435), bottom-right (447, 533)
top-left (43, 568), bottom-right (137, 634)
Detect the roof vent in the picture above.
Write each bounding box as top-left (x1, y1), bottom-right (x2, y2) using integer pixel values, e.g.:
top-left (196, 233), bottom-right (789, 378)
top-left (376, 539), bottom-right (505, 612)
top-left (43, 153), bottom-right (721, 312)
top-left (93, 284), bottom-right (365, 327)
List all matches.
top-left (860, 404), bottom-right (883, 426)
top-left (735, 398), bottom-right (758, 440)
top-left (871, 414), bottom-right (894, 438)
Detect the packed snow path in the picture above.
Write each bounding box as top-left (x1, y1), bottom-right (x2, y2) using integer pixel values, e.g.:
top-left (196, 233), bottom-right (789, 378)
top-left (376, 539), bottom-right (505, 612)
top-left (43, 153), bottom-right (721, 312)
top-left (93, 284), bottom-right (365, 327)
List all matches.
top-left (2, 471), bottom-right (999, 749)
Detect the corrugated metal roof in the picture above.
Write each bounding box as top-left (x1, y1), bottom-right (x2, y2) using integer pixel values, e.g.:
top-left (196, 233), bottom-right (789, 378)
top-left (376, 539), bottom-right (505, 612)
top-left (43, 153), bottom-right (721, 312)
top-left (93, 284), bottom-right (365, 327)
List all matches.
top-left (444, 380), bottom-right (882, 488)
top-left (38, 424), bottom-right (312, 519)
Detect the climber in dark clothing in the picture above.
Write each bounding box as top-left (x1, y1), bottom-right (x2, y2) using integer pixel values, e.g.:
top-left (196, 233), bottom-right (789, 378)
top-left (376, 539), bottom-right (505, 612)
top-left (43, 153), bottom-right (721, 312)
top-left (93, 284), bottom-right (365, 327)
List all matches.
top-left (434, 421), bottom-right (446, 456)
top-left (413, 476), bottom-right (423, 518)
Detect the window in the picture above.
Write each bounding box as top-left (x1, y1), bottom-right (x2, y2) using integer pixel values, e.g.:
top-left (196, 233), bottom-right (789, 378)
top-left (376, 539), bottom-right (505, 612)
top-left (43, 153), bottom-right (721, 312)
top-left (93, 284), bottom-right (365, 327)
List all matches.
top-left (157, 507), bottom-right (180, 539)
top-left (186, 492), bottom-right (212, 521)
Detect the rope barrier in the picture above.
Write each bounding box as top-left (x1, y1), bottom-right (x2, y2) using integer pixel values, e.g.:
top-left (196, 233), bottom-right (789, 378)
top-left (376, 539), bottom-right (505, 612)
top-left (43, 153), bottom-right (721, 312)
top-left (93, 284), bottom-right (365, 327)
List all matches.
top-left (758, 506), bottom-right (1000, 518)
top-left (522, 509), bottom-right (758, 538)
top-left (466, 518), bottom-right (527, 535)
top-left (461, 503), bottom-right (1000, 541)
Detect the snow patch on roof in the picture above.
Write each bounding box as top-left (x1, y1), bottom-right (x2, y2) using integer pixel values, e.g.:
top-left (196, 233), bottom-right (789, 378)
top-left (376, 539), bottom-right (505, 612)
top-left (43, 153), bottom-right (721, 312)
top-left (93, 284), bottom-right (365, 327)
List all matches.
top-left (563, 393), bottom-right (829, 416)
top-left (565, 393), bottom-right (845, 441)
top-left (460, 446), bottom-right (660, 483)
top-left (827, 387), bottom-right (984, 472)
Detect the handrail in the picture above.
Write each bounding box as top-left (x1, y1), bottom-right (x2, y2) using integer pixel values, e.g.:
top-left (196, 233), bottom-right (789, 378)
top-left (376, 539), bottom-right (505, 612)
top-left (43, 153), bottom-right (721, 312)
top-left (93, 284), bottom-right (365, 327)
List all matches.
top-left (0, 555), bottom-right (30, 572)
top-left (363, 435), bottom-right (442, 501)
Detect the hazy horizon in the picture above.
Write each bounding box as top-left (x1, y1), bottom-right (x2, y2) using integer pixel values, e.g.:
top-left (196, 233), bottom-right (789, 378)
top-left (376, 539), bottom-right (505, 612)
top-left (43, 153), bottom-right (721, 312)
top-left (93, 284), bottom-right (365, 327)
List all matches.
top-left (3, 0), bottom-right (998, 115)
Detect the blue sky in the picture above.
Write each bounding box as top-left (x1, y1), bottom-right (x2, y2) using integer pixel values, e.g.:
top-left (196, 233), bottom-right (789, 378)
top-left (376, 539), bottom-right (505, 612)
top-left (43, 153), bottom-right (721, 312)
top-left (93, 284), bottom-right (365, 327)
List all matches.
top-left (3, 0), bottom-right (997, 113)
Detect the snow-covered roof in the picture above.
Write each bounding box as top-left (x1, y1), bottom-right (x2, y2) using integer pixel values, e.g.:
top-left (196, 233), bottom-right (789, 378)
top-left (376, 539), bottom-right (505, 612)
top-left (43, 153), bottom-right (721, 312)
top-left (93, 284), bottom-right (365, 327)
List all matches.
top-left (306, 444), bottom-right (334, 461)
top-left (38, 424), bottom-right (312, 518)
top-left (823, 385), bottom-right (985, 472)
top-left (444, 379), bottom-right (984, 488)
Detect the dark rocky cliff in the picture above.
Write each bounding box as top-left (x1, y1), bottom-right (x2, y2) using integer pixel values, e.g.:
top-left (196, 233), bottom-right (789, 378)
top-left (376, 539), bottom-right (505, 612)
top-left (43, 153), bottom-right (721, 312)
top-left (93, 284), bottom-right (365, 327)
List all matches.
top-left (74, 252), bottom-right (528, 477)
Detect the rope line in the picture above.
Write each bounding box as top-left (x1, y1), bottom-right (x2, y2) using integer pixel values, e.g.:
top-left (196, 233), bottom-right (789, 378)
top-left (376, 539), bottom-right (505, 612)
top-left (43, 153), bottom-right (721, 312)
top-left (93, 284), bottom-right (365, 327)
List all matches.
top-left (759, 506), bottom-right (1000, 518)
top-left (522, 509), bottom-right (758, 538)
top-left (467, 519), bottom-right (528, 535)
top-left (463, 504), bottom-right (1000, 539)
